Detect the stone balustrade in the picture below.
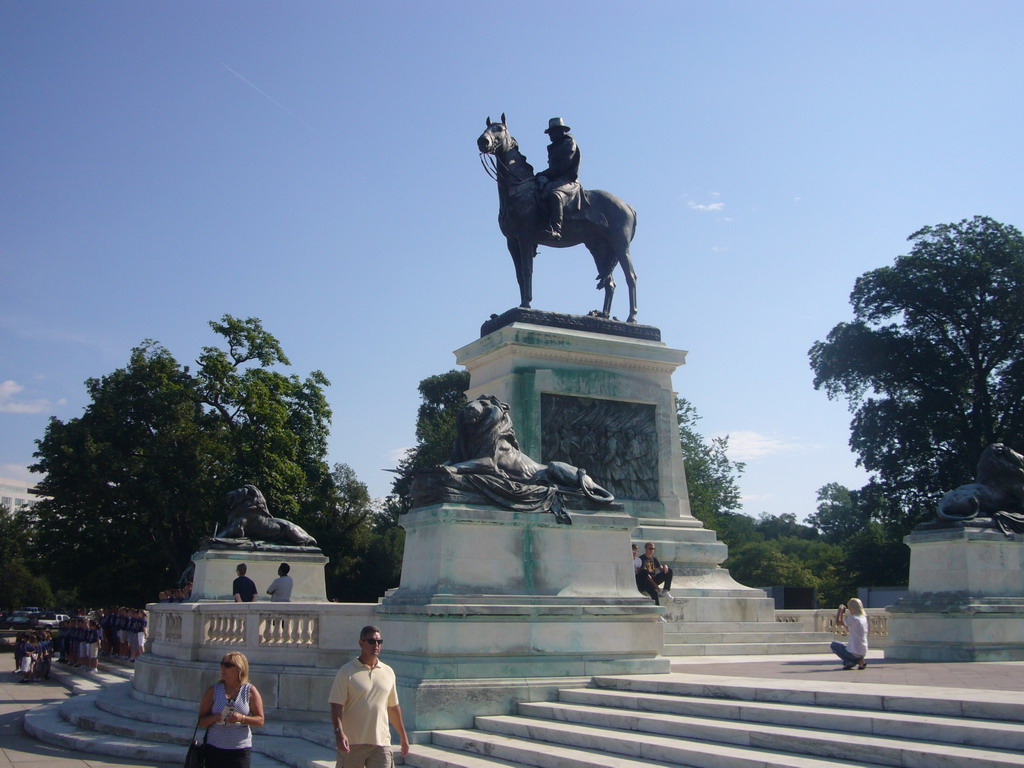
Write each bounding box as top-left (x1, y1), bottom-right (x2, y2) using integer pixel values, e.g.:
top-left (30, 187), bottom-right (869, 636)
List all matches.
top-left (259, 612), bottom-right (318, 647)
top-left (775, 608), bottom-right (890, 648)
top-left (144, 601), bottom-right (375, 667)
top-left (137, 601), bottom-right (377, 716)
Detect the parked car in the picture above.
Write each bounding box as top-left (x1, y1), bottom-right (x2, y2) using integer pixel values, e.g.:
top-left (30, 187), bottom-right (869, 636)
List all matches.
top-left (7, 610), bottom-right (41, 629)
top-left (36, 612), bottom-right (70, 628)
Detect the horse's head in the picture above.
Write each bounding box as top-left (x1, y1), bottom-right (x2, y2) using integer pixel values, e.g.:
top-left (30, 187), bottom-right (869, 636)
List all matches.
top-left (477, 114), bottom-right (515, 155)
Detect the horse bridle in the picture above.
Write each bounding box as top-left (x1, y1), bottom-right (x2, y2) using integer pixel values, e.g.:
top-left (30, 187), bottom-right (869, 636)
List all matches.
top-left (479, 128), bottom-right (531, 184)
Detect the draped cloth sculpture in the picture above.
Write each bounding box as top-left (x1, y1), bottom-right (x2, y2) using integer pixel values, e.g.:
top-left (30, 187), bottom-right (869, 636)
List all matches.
top-left (409, 395), bottom-right (615, 525)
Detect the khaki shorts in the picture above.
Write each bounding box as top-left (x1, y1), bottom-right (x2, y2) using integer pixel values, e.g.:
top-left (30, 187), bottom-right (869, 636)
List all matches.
top-left (336, 744), bottom-right (392, 768)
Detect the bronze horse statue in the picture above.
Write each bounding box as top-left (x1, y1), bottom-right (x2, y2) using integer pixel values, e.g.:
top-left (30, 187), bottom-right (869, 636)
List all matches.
top-left (477, 115), bottom-right (639, 323)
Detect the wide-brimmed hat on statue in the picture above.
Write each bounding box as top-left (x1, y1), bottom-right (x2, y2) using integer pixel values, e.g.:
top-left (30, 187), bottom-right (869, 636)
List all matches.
top-left (544, 117), bottom-right (571, 134)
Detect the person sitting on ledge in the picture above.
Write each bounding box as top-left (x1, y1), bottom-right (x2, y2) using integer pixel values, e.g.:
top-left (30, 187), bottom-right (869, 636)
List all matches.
top-left (831, 597), bottom-right (869, 670)
top-left (637, 542), bottom-right (673, 605)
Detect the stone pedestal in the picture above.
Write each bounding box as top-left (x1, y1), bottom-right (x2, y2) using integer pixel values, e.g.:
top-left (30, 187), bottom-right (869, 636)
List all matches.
top-left (887, 526), bottom-right (1024, 661)
top-left (454, 313), bottom-right (771, 625)
top-left (190, 549), bottom-right (329, 602)
top-left (377, 503), bottom-right (667, 732)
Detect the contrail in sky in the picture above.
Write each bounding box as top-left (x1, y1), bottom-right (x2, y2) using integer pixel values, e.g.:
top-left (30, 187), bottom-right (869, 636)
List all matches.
top-left (221, 62), bottom-right (322, 137)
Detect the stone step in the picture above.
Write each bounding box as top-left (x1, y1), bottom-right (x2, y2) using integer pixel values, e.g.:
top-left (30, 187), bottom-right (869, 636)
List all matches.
top-left (93, 683), bottom-right (199, 728)
top-left (61, 693), bottom-right (196, 745)
top-left (663, 631), bottom-right (833, 644)
top-left (407, 743), bottom-right (525, 768)
top-left (90, 679), bottom-right (333, 747)
top-left (48, 660), bottom-right (122, 692)
top-left (430, 725), bottom-right (885, 768)
top-left (591, 673), bottom-right (1024, 722)
top-left (485, 709), bottom-right (1024, 768)
top-left (25, 702), bottom-right (204, 765)
top-left (97, 657), bottom-right (138, 679)
top-left (559, 687), bottom-right (1024, 751)
top-left (665, 621), bottom-right (814, 634)
top-left (663, 642), bottom-right (832, 656)
top-left (27, 683), bottom-right (332, 768)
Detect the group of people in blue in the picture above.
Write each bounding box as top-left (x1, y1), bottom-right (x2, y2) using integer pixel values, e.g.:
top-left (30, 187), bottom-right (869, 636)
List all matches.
top-left (12, 607), bottom-right (148, 682)
top-left (14, 630), bottom-right (52, 683)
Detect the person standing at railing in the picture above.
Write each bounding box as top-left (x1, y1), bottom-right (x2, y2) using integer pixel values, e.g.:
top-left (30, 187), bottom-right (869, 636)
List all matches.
top-left (831, 597), bottom-right (869, 670)
top-left (232, 564), bottom-right (257, 603)
top-left (266, 563), bottom-right (293, 602)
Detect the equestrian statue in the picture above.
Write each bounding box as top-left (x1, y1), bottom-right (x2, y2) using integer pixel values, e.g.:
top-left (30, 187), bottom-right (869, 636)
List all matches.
top-left (477, 115), bottom-right (639, 323)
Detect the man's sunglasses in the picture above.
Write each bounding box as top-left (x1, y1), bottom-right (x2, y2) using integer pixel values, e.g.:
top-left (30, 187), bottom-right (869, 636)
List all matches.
top-left (361, 638), bottom-right (383, 645)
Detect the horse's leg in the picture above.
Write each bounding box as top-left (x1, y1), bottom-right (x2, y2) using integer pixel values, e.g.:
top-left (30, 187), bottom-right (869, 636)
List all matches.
top-left (601, 276), bottom-right (616, 318)
top-left (517, 240), bottom-right (535, 308)
top-left (507, 238), bottom-right (531, 308)
top-left (588, 242), bottom-right (616, 319)
top-left (618, 245), bottom-right (638, 323)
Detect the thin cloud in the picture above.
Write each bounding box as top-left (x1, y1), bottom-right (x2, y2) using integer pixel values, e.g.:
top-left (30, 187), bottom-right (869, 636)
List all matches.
top-left (0, 315), bottom-right (123, 359)
top-left (688, 201), bottom-right (726, 212)
top-left (386, 446), bottom-right (414, 466)
top-left (0, 380), bottom-right (57, 414)
top-left (717, 430), bottom-right (802, 461)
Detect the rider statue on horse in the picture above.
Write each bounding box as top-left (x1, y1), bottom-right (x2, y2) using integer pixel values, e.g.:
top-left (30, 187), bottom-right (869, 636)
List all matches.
top-left (477, 114), bottom-right (639, 323)
top-left (536, 117), bottom-right (581, 241)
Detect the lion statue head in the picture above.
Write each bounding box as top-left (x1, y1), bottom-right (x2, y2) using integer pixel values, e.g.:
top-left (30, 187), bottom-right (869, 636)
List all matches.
top-left (449, 394), bottom-right (521, 463)
top-left (226, 484), bottom-right (271, 520)
top-left (976, 443), bottom-right (1024, 492)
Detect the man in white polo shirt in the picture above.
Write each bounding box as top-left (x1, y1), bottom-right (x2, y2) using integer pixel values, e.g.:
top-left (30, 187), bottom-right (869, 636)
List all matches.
top-left (328, 625), bottom-right (409, 768)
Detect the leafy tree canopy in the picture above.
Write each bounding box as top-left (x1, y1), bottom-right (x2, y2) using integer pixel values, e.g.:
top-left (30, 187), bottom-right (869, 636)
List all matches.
top-left (810, 216), bottom-right (1024, 531)
top-left (808, 482), bottom-right (873, 543)
top-left (31, 316), bottom-right (335, 606)
top-left (388, 369), bottom-right (470, 515)
top-left (677, 397), bottom-right (746, 527)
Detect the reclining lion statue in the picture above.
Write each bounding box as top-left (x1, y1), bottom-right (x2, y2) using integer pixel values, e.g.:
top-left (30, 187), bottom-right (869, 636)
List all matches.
top-left (218, 484), bottom-right (318, 546)
top-left (409, 394), bottom-right (614, 524)
top-left (936, 443), bottom-right (1024, 535)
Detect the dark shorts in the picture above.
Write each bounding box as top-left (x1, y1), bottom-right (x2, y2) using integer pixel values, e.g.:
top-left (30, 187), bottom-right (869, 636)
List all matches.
top-left (204, 745), bottom-right (251, 768)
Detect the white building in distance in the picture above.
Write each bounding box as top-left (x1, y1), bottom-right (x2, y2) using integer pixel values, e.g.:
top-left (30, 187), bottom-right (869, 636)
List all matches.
top-left (0, 478), bottom-right (43, 513)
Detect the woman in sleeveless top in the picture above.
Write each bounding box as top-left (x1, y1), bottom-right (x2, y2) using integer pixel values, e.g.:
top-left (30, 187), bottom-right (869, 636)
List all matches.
top-left (197, 652), bottom-right (265, 768)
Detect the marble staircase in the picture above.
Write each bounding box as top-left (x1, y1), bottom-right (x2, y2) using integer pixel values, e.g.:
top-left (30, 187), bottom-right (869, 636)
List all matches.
top-left (405, 672), bottom-right (1024, 768)
top-left (662, 619), bottom-right (835, 657)
top-left (28, 656), bottom-right (1024, 768)
top-left (24, 663), bottom-right (328, 768)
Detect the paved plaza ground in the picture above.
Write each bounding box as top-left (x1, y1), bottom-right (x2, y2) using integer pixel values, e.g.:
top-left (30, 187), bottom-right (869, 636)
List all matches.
top-left (3, 652), bottom-right (1024, 768)
top-left (0, 672), bottom-right (172, 768)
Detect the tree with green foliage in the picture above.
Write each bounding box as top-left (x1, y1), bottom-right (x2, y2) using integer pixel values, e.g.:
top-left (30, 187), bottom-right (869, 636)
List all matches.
top-left (810, 216), bottom-right (1024, 532)
top-left (388, 369), bottom-right (470, 514)
top-left (754, 512), bottom-right (817, 541)
top-left (725, 541), bottom-right (819, 591)
top-left (808, 483), bottom-right (873, 544)
top-left (31, 316), bottom-right (335, 606)
top-left (676, 397), bottom-right (746, 528)
top-left (0, 503), bottom-right (54, 609)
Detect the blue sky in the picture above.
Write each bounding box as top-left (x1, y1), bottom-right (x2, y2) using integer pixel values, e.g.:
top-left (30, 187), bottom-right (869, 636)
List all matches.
top-left (3, 1), bottom-right (1023, 521)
